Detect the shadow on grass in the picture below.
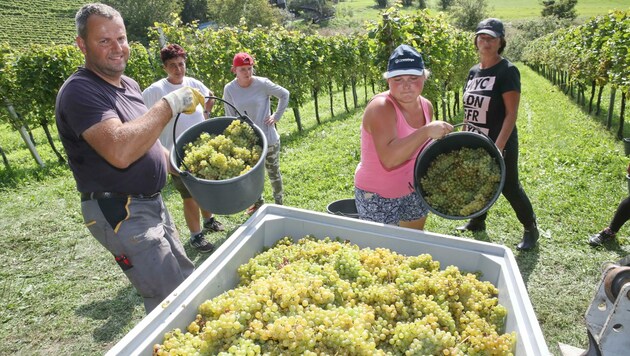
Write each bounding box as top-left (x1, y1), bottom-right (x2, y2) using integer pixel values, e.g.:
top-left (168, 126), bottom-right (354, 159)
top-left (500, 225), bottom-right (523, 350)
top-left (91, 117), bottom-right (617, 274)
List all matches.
top-left (457, 229), bottom-right (541, 283)
top-left (578, 101), bottom-right (629, 140)
top-left (0, 160), bottom-right (68, 190)
top-left (515, 246), bottom-right (540, 284)
top-left (547, 82), bottom-right (629, 139)
top-left (600, 239), bottom-right (630, 260)
top-left (75, 285), bottom-right (142, 343)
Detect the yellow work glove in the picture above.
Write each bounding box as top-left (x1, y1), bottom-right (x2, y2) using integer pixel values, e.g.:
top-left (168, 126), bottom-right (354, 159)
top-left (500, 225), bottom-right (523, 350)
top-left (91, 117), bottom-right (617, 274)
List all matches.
top-left (162, 87), bottom-right (205, 115)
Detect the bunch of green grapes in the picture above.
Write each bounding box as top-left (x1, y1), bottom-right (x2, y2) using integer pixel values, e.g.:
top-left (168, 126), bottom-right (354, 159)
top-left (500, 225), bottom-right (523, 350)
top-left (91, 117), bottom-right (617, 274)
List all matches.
top-left (180, 120), bottom-right (263, 180)
top-left (420, 147), bottom-right (502, 217)
top-left (154, 237), bottom-right (516, 355)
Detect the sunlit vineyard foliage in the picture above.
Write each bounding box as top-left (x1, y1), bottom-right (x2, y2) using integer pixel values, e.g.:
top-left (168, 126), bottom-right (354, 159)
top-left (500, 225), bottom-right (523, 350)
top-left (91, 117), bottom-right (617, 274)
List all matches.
top-left (522, 10), bottom-right (630, 137)
top-left (0, 7), bottom-right (476, 165)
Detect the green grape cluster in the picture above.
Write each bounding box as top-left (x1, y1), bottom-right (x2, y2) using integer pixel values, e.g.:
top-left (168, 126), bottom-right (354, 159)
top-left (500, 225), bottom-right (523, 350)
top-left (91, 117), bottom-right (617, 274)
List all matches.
top-left (180, 120), bottom-right (263, 180)
top-left (154, 237), bottom-right (516, 356)
top-left (420, 147), bottom-right (502, 217)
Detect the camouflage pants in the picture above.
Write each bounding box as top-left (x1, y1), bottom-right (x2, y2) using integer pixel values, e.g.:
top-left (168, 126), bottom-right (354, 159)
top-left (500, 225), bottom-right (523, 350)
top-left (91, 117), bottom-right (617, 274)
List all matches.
top-left (264, 142), bottom-right (283, 205)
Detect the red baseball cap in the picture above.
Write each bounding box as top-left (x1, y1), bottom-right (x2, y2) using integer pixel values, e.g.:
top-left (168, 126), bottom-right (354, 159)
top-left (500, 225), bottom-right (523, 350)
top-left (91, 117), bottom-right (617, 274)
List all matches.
top-left (233, 52), bottom-right (254, 67)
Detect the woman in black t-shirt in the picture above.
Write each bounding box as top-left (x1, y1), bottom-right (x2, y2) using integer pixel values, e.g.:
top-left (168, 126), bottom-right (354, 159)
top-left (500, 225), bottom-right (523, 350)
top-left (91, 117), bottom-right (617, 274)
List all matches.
top-left (457, 18), bottom-right (539, 251)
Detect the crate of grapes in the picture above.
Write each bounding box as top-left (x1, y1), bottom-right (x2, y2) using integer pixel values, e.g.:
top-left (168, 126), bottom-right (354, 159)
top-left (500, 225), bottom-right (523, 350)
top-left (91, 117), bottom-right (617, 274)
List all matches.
top-left (107, 205), bottom-right (549, 355)
top-left (414, 123), bottom-right (506, 220)
top-left (170, 116), bottom-right (268, 215)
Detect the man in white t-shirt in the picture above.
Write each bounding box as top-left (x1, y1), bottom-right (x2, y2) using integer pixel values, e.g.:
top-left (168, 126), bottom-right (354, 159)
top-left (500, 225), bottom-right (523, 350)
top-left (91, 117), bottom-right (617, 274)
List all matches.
top-left (142, 44), bottom-right (224, 253)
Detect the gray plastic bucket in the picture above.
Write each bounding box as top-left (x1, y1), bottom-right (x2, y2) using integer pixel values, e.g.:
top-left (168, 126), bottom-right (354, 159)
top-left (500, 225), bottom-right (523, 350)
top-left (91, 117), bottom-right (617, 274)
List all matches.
top-left (624, 138), bottom-right (630, 156)
top-left (414, 124), bottom-right (505, 220)
top-left (170, 116), bottom-right (267, 215)
top-left (327, 198), bottom-right (359, 219)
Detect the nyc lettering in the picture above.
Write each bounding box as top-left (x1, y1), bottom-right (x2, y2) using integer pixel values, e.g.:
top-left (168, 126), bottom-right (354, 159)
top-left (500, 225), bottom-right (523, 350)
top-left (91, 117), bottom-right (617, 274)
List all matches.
top-left (465, 76), bottom-right (495, 92)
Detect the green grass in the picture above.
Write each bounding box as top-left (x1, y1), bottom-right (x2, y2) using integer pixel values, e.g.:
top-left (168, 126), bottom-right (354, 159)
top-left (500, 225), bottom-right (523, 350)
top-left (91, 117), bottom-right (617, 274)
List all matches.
top-left (1, 64), bottom-right (630, 354)
top-left (329, 0), bottom-right (628, 26)
top-left (487, 0), bottom-right (628, 20)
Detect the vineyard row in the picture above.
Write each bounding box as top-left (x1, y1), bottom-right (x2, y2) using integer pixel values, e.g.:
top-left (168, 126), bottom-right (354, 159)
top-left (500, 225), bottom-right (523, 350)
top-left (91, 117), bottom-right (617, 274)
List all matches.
top-left (0, 8), bottom-right (475, 142)
top-left (522, 9), bottom-right (629, 138)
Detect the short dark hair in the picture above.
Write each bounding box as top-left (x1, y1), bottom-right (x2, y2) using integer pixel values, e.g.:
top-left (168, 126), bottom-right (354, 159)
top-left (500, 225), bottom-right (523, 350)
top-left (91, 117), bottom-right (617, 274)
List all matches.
top-left (75, 3), bottom-right (121, 40)
top-left (160, 44), bottom-right (187, 64)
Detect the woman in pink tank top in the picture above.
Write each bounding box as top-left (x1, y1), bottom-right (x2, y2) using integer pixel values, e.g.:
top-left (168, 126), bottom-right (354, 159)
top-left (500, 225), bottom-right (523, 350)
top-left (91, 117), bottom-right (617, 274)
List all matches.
top-left (354, 44), bottom-right (453, 230)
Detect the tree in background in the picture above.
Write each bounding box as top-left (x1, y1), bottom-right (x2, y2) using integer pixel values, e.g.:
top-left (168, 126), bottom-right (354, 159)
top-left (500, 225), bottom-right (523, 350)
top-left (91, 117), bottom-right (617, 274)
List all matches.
top-left (103, 0), bottom-right (183, 45)
top-left (401, 0), bottom-right (426, 7)
top-left (375, 0), bottom-right (388, 8)
top-left (504, 16), bottom-right (571, 61)
top-left (417, 0), bottom-right (427, 8)
top-left (438, 0), bottom-right (454, 11)
top-left (288, 0), bottom-right (336, 23)
top-left (449, 0), bottom-right (489, 32)
top-left (541, 0), bottom-right (578, 20)
top-left (181, 0), bottom-right (208, 24)
top-left (207, 0), bottom-right (285, 27)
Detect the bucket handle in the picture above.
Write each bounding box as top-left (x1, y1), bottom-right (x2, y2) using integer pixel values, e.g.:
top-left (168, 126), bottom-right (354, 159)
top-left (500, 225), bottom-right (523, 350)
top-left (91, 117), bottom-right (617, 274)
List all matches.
top-left (452, 122), bottom-right (484, 135)
top-left (172, 96), bottom-right (253, 174)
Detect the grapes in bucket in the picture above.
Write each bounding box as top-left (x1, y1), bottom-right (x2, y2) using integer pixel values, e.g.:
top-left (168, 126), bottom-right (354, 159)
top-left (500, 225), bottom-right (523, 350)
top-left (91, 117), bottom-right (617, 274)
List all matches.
top-left (420, 147), bottom-right (502, 217)
top-left (414, 123), bottom-right (506, 220)
top-left (170, 98), bottom-right (268, 215)
top-left (179, 120), bottom-right (263, 181)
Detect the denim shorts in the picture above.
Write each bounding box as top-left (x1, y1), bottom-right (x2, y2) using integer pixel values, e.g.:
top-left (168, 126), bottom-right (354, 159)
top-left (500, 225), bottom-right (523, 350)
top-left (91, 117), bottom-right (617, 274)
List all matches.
top-left (354, 187), bottom-right (429, 225)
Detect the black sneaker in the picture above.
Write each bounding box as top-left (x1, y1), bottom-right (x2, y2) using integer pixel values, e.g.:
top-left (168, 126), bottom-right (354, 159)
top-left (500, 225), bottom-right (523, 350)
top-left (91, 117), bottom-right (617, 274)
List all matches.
top-left (190, 233), bottom-right (214, 253)
top-left (588, 228), bottom-right (616, 246)
top-left (203, 217), bottom-right (225, 232)
top-left (455, 219), bottom-right (486, 232)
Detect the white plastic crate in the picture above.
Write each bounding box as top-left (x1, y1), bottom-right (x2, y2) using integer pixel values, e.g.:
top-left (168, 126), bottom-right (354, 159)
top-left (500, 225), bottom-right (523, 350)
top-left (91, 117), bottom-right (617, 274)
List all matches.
top-left (107, 205), bottom-right (549, 355)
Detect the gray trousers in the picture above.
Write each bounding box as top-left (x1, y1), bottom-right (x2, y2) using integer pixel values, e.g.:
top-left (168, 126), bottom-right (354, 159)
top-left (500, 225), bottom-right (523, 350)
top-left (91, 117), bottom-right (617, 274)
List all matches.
top-left (264, 141), bottom-right (283, 205)
top-left (81, 195), bottom-right (194, 313)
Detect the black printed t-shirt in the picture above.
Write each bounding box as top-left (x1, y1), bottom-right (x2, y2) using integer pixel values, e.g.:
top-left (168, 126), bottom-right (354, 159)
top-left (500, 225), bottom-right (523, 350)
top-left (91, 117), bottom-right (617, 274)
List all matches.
top-left (55, 67), bottom-right (166, 195)
top-left (463, 58), bottom-right (520, 141)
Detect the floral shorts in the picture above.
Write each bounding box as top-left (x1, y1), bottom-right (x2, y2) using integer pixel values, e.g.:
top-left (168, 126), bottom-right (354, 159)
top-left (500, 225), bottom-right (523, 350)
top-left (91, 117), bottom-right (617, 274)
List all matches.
top-left (354, 187), bottom-right (429, 225)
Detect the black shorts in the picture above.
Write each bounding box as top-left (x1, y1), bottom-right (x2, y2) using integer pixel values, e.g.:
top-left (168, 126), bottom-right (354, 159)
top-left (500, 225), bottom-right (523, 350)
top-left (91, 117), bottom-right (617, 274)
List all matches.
top-left (170, 174), bottom-right (192, 199)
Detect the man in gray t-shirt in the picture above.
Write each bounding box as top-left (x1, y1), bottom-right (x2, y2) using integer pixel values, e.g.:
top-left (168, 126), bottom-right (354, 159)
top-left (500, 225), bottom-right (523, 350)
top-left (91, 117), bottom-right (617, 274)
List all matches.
top-left (55, 4), bottom-right (205, 313)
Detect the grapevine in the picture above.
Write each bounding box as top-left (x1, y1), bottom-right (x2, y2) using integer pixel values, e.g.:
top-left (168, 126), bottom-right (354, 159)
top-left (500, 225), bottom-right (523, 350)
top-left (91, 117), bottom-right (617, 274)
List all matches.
top-left (420, 147), bottom-right (502, 217)
top-left (153, 237), bottom-right (516, 355)
top-left (180, 120), bottom-right (263, 181)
